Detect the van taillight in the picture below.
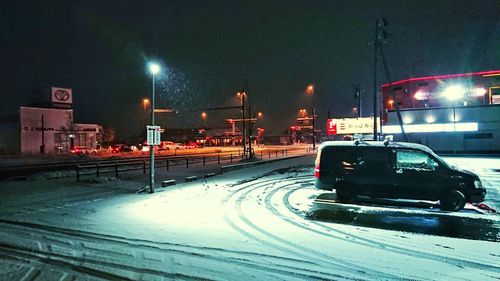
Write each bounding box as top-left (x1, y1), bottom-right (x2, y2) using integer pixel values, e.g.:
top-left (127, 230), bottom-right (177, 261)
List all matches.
top-left (314, 165), bottom-right (320, 178)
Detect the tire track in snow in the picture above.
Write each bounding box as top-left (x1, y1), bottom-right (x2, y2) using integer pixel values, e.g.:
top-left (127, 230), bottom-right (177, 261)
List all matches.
top-left (0, 220), bottom-right (338, 280)
top-left (222, 176), bottom-right (402, 280)
top-left (224, 169), bottom-right (499, 280)
top-left (271, 184), bottom-right (499, 279)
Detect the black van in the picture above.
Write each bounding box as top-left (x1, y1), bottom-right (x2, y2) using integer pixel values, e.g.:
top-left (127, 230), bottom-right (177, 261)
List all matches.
top-left (314, 140), bottom-right (486, 211)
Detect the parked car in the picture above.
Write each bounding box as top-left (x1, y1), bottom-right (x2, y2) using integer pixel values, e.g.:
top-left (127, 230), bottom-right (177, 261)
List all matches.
top-left (159, 141), bottom-right (181, 151)
top-left (314, 140), bottom-right (486, 211)
top-left (111, 144), bottom-right (132, 153)
top-left (185, 141), bottom-right (198, 149)
top-left (70, 146), bottom-right (98, 155)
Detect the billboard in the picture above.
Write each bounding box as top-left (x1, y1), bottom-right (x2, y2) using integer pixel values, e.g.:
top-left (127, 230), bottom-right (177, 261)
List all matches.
top-left (51, 87), bottom-right (72, 108)
top-left (327, 117), bottom-right (380, 135)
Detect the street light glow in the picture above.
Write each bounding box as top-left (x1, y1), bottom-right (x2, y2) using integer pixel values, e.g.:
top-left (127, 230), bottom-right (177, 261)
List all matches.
top-left (149, 63), bottom-right (160, 75)
top-left (443, 85), bottom-right (464, 100)
top-left (307, 85), bottom-right (314, 93)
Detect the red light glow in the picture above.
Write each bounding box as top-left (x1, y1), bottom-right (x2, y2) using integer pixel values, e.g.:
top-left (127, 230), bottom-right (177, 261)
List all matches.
top-left (314, 165), bottom-right (320, 178)
top-left (382, 70), bottom-right (500, 88)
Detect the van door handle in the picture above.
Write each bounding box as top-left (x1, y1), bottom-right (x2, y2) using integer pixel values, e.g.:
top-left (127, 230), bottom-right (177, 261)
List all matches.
top-left (396, 168), bottom-right (403, 174)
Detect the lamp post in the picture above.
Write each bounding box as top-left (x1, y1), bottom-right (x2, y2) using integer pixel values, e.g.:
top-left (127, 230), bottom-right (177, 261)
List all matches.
top-left (237, 91), bottom-right (246, 159)
top-left (201, 112), bottom-right (207, 128)
top-left (142, 98), bottom-right (150, 111)
top-left (148, 63), bottom-right (160, 193)
top-left (256, 112), bottom-right (263, 147)
top-left (307, 85), bottom-right (315, 151)
top-left (142, 98), bottom-right (150, 130)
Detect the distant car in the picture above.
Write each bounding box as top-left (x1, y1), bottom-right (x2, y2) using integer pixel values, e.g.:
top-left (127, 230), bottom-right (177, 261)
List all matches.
top-left (71, 146), bottom-right (98, 155)
top-left (159, 141), bottom-right (180, 151)
top-left (111, 144), bottom-right (132, 153)
top-left (314, 140), bottom-right (486, 212)
top-left (185, 142), bottom-right (198, 149)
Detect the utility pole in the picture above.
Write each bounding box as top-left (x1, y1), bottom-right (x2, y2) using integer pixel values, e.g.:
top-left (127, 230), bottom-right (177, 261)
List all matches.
top-left (354, 84), bottom-right (362, 118)
top-left (247, 93), bottom-right (253, 159)
top-left (372, 17), bottom-right (407, 142)
top-left (372, 19), bottom-right (380, 141)
top-left (239, 90), bottom-right (246, 159)
top-left (379, 44), bottom-right (408, 142)
top-left (40, 114), bottom-right (45, 155)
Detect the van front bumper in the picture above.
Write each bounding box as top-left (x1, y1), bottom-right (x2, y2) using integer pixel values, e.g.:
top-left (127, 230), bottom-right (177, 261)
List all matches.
top-left (469, 188), bottom-right (487, 203)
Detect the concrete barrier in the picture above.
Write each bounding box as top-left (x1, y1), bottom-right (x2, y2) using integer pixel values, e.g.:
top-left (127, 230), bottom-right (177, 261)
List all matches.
top-left (161, 179), bottom-right (176, 187)
top-left (185, 176), bottom-right (198, 182)
top-left (204, 173), bottom-right (216, 178)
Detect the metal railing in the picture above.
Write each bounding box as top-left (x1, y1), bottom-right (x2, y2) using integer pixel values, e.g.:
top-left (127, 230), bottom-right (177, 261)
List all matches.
top-left (75, 149), bottom-right (291, 181)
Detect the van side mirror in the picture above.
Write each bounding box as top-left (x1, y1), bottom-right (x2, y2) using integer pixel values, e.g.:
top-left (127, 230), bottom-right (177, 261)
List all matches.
top-left (431, 161), bottom-right (439, 171)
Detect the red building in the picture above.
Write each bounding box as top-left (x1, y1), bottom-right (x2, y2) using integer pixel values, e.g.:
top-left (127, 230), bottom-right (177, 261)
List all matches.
top-left (381, 70), bottom-right (500, 153)
top-left (382, 70), bottom-right (500, 120)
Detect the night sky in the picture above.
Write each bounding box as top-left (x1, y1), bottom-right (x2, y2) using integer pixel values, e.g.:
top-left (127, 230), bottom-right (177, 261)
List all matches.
top-left (1, 0), bottom-right (499, 138)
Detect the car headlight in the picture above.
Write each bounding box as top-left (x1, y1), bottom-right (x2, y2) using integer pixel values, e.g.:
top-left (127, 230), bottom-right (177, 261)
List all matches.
top-left (474, 180), bottom-right (483, 189)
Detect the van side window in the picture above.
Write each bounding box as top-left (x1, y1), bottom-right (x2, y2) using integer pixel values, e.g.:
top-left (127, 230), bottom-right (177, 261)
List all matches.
top-left (357, 148), bottom-right (391, 167)
top-left (396, 150), bottom-right (438, 171)
top-left (321, 147), bottom-right (355, 171)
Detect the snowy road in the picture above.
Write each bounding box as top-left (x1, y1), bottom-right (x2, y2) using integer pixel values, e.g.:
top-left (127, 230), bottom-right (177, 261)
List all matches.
top-left (0, 155), bottom-right (499, 280)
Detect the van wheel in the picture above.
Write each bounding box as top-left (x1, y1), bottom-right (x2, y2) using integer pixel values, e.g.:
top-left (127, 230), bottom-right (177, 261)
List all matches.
top-left (440, 190), bottom-right (466, 212)
top-left (336, 183), bottom-right (356, 203)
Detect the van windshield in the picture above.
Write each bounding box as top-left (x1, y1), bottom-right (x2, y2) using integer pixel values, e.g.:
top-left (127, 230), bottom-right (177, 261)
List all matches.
top-left (428, 150), bottom-right (451, 169)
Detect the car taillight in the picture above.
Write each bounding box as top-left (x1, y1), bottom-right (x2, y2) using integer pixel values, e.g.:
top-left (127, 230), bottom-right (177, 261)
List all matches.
top-left (314, 165), bottom-right (320, 178)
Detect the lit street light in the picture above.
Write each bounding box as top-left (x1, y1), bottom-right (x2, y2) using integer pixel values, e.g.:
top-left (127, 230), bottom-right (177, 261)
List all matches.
top-left (142, 98), bottom-right (150, 111)
top-left (141, 98), bottom-right (150, 133)
top-left (299, 108), bottom-right (307, 117)
top-left (307, 85), bottom-right (316, 151)
top-left (201, 112), bottom-right (207, 128)
top-left (148, 62), bottom-right (160, 193)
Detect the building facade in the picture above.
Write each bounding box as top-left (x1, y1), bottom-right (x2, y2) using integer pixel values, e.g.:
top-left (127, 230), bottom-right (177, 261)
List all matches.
top-left (382, 70), bottom-right (500, 153)
top-left (0, 87), bottom-right (103, 155)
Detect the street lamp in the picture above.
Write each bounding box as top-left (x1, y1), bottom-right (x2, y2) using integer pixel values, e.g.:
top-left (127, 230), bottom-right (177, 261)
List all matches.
top-left (148, 62), bottom-right (160, 193)
top-left (299, 109), bottom-right (307, 117)
top-left (201, 112), bottom-right (207, 128)
top-left (141, 98), bottom-right (150, 134)
top-left (142, 98), bottom-right (150, 111)
top-left (307, 85), bottom-right (316, 151)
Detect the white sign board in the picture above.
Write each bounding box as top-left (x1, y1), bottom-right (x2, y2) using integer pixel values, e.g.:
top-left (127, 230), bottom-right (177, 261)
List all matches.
top-left (146, 125), bottom-right (161, 145)
top-left (327, 117), bottom-right (380, 135)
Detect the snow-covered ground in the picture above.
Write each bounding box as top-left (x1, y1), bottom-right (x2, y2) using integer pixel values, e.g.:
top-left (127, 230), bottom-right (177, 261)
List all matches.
top-left (0, 155), bottom-right (499, 280)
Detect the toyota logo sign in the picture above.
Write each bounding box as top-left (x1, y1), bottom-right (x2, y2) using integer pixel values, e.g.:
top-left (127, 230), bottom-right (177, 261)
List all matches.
top-left (54, 89), bottom-right (70, 101)
top-left (51, 87), bottom-right (72, 104)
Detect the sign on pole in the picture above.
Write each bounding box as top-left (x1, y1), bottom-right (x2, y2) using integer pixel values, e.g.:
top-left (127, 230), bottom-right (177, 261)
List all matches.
top-left (146, 125), bottom-right (161, 145)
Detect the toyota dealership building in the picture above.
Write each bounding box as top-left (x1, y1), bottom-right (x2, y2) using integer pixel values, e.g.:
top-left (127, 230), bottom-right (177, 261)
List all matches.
top-left (0, 87), bottom-right (103, 155)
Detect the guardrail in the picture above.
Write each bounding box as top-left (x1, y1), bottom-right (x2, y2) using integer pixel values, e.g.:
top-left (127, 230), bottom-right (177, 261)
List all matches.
top-left (75, 149), bottom-right (291, 182)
